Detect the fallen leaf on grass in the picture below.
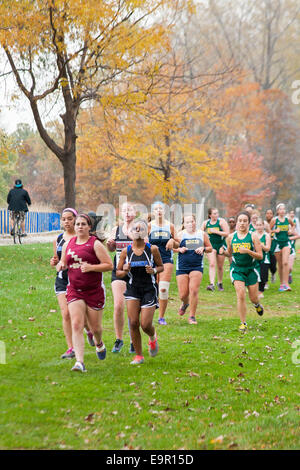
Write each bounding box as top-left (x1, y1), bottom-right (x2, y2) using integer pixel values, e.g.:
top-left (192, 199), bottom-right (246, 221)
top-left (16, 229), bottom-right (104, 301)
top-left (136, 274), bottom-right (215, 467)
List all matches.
top-left (38, 332), bottom-right (44, 336)
top-left (20, 335), bottom-right (27, 340)
top-left (189, 371), bottom-right (200, 377)
top-left (50, 309), bottom-right (57, 313)
top-left (84, 413), bottom-right (94, 422)
top-left (28, 317), bottom-right (35, 321)
top-left (211, 435), bottom-right (224, 444)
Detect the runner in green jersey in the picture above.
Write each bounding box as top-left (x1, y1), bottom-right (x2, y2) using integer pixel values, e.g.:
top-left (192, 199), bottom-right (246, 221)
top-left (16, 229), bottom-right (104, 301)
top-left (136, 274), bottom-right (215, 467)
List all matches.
top-left (201, 208), bottom-right (229, 291)
top-left (288, 210), bottom-right (300, 285)
top-left (219, 211), bottom-right (264, 332)
top-left (269, 203), bottom-right (294, 292)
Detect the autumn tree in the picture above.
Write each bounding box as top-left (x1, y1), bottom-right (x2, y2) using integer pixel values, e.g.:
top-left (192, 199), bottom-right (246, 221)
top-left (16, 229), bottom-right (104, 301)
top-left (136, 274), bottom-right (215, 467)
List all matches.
top-left (215, 148), bottom-right (275, 215)
top-left (0, 129), bottom-right (18, 205)
top-left (0, 0), bottom-right (191, 207)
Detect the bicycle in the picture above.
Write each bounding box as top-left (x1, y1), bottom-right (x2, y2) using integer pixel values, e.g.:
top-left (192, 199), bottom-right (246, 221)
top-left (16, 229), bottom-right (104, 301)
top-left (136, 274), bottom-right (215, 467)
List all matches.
top-left (11, 211), bottom-right (23, 244)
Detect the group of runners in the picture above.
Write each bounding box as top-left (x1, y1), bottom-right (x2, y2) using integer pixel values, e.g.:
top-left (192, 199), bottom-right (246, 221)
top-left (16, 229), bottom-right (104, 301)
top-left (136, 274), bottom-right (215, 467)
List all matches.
top-left (49, 201), bottom-right (299, 372)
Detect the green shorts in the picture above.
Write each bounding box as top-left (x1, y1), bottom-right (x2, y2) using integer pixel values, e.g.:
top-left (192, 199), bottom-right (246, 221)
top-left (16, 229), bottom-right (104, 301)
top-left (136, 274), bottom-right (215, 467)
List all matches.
top-left (211, 242), bottom-right (224, 254)
top-left (230, 264), bottom-right (260, 286)
top-left (274, 240), bottom-right (291, 252)
top-left (270, 238), bottom-right (277, 255)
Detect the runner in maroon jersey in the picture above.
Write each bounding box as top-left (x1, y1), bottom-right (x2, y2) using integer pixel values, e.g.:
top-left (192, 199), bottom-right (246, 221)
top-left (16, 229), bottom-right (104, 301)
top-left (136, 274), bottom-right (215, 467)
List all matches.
top-left (59, 214), bottom-right (113, 372)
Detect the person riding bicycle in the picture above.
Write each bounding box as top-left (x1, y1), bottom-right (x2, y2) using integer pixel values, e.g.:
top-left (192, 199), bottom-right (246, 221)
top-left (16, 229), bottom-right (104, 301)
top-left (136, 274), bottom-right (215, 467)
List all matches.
top-left (7, 179), bottom-right (31, 236)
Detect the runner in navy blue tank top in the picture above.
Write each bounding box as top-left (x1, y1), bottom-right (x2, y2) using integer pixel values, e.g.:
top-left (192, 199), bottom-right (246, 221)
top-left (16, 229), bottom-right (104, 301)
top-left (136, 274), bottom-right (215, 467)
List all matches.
top-left (148, 201), bottom-right (179, 326)
top-left (107, 202), bottom-right (136, 354)
top-left (174, 214), bottom-right (212, 325)
top-left (117, 219), bottom-right (164, 365)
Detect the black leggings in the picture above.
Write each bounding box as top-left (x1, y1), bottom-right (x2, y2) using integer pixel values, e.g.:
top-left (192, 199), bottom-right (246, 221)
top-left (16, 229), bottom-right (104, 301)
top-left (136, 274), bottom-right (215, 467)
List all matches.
top-left (259, 263), bottom-right (269, 292)
top-left (269, 253), bottom-right (277, 275)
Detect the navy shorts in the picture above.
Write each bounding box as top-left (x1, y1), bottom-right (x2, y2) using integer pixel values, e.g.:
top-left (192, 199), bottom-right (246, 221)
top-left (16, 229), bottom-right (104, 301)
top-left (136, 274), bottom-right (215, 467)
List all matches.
top-left (176, 267), bottom-right (203, 276)
top-left (124, 284), bottom-right (159, 309)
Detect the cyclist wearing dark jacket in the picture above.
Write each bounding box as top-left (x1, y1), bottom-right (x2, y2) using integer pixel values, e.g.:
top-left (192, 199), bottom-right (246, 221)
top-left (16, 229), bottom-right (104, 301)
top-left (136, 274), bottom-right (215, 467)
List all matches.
top-left (7, 179), bottom-right (31, 236)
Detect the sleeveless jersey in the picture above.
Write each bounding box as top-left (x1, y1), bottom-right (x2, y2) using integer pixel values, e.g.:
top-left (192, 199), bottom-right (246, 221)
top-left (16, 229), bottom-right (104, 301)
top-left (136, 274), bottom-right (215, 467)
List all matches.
top-left (231, 231), bottom-right (255, 269)
top-left (205, 219), bottom-right (223, 245)
top-left (273, 216), bottom-right (289, 242)
top-left (249, 223), bottom-right (256, 233)
top-left (56, 233), bottom-right (68, 282)
top-left (259, 233), bottom-right (270, 264)
top-left (176, 230), bottom-right (204, 271)
top-left (126, 243), bottom-right (156, 289)
top-left (66, 235), bottom-right (103, 291)
top-left (148, 221), bottom-right (173, 263)
top-left (113, 225), bottom-right (133, 270)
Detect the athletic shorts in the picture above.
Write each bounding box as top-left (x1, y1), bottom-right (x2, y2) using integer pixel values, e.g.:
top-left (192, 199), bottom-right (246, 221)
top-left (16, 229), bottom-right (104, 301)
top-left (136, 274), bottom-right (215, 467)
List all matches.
top-left (211, 242), bottom-right (224, 254)
top-left (161, 255), bottom-right (174, 265)
top-left (230, 265), bottom-right (260, 286)
top-left (274, 240), bottom-right (291, 252)
top-left (124, 285), bottom-right (159, 309)
top-left (176, 267), bottom-right (203, 276)
top-left (54, 275), bottom-right (68, 295)
top-left (66, 285), bottom-right (105, 310)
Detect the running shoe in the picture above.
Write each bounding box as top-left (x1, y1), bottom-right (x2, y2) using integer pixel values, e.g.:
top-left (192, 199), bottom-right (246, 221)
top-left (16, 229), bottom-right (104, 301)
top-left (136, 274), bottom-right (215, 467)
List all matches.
top-left (285, 284), bottom-right (291, 291)
top-left (254, 304), bottom-right (264, 316)
top-left (264, 283), bottom-right (269, 290)
top-left (258, 292), bottom-right (264, 299)
top-left (86, 330), bottom-right (95, 347)
top-left (206, 284), bottom-right (215, 291)
top-left (148, 337), bottom-right (159, 357)
top-left (188, 316), bottom-right (197, 325)
top-left (217, 283), bottom-right (224, 292)
top-left (271, 274), bottom-right (276, 283)
top-left (71, 361), bottom-right (87, 372)
top-left (178, 303), bottom-right (189, 316)
top-left (130, 355), bottom-right (144, 365)
top-left (158, 317), bottom-right (167, 325)
top-left (96, 342), bottom-right (107, 360)
top-left (279, 284), bottom-right (288, 292)
top-left (129, 342), bottom-right (135, 354)
top-left (239, 323), bottom-right (247, 332)
top-left (112, 339), bottom-right (124, 353)
top-left (61, 347), bottom-right (75, 359)
top-left (288, 274), bottom-right (292, 284)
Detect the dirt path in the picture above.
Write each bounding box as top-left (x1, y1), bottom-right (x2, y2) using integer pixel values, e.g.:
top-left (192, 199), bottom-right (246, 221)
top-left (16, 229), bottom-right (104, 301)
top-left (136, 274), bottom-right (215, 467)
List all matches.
top-left (0, 231), bottom-right (61, 246)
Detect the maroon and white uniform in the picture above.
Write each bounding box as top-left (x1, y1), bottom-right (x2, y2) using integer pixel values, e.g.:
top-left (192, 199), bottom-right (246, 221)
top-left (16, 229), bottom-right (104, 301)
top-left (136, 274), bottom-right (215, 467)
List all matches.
top-left (66, 235), bottom-right (105, 310)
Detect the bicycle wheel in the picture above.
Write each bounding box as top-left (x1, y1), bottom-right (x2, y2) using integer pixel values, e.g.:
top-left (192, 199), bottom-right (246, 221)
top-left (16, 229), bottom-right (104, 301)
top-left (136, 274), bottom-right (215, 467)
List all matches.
top-left (17, 218), bottom-right (22, 244)
top-left (12, 220), bottom-right (18, 244)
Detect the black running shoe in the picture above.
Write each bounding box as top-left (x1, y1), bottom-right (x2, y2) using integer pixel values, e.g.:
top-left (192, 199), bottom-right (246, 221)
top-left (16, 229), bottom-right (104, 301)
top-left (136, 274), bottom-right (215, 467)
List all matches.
top-left (112, 339), bottom-right (124, 353)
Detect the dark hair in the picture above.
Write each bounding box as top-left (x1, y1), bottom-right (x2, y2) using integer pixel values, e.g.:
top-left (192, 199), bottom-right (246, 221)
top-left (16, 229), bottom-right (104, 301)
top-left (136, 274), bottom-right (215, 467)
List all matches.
top-left (228, 216), bottom-right (236, 222)
top-left (236, 211), bottom-right (251, 223)
top-left (207, 207), bottom-right (217, 219)
top-left (76, 213), bottom-right (92, 226)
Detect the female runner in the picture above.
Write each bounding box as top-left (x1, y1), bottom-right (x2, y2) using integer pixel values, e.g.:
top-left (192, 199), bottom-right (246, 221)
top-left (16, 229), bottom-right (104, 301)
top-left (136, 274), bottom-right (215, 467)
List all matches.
top-left (220, 211), bottom-right (264, 332)
top-left (50, 208), bottom-right (77, 359)
top-left (265, 208), bottom-right (277, 283)
top-left (255, 218), bottom-right (271, 298)
top-left (201, 208), bottom-right (229, 291)
top-left (175, 214), bottom-right (212, 324)
top-left (116, 219), bottom-right (164, 365)
top-left (148, 201), bottom-right (179, 325)
top-left (59, 214), bottom-right (113, 372)
top-left (288, 210), bottom-right (300, 285)
top-left (107, 202), bottom-right (136, 353)
top-left (269, 204), bottom-right (294, 292)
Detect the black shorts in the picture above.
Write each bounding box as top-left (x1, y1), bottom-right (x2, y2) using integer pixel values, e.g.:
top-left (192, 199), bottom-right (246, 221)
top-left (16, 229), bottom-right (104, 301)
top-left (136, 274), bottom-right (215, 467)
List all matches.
top-left (54, 272), bottom-right (68, 295)
top-left (124, 284), bottom-right (159, 309)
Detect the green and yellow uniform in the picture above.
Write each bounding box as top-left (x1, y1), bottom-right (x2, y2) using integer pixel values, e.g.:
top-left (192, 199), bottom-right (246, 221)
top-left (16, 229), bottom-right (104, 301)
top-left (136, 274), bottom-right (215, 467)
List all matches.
top-left (289, 218), bottom-right (296, 256)
top-left (230, 231), bottom-right (260, 286)
top-left (249, 223), bottom-right (256, 233)
top-left (205, 218), bottom-right (224, 254)
top-left (273, 216), bottom-right (290, 252)
top-left (259, 233), bottom-right (270, 265)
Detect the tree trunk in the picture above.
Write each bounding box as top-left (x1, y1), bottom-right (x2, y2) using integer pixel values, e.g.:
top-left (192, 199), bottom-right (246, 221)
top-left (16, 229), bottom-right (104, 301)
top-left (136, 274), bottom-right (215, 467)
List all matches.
top-left (62, 152), bottom-right (76, 208)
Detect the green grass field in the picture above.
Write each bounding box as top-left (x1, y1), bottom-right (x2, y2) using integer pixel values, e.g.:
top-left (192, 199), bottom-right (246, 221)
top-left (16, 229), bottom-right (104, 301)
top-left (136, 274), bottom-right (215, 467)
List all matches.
top-left (0, 243), bottom-right (299, 450)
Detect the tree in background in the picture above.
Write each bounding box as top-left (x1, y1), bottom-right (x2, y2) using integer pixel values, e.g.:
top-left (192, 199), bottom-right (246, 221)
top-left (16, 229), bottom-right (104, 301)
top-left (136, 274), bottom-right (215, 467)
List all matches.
top-left (0, 129), bottom-right (18, 205)
top-left (0, 0), bottom-right (192, 207)
top-left (215, 148), bottom-right (275, 215)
